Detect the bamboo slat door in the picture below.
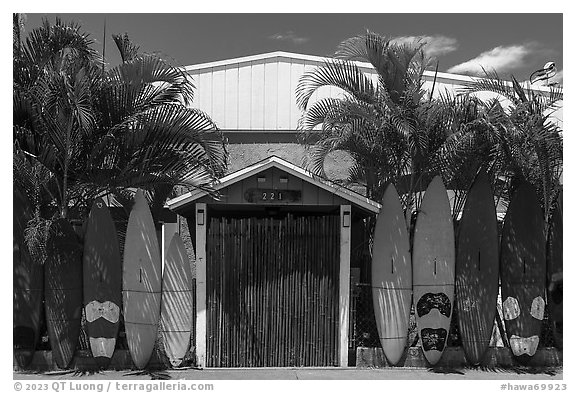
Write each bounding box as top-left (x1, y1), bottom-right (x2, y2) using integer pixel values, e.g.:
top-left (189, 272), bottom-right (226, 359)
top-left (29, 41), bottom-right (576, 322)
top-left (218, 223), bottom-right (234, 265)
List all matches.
top-left (206, 214), bottom-right (340, 367)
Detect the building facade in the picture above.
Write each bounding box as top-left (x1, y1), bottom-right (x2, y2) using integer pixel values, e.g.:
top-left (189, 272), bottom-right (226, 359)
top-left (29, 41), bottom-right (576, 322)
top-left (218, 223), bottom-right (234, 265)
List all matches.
top-left (166, 52), bottom-right (563, 368)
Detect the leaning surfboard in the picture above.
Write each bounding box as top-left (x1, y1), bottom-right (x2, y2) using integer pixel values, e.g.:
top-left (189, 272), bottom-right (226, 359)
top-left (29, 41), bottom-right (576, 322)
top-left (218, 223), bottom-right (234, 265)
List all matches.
top-left (500, 183), bottom-right (546, 361)
top-left (455, 171), bottom-right (499, 365)
top-left (83, 198), bottom-right (122, 368)
top-left (371, 183), bottom-right (412, 366)
top-left (123, 190), bottom-right (162, 369)
top-left (547, 191), bottom-right (562, 349)
top-left (159, 233), bottom-right (194, 367)
top-left (412, 176), bottom-right (455, 366)
top-left (13, 188), bottom-right (43, 368)
top-left (45, 218), bottom-right (83, 369)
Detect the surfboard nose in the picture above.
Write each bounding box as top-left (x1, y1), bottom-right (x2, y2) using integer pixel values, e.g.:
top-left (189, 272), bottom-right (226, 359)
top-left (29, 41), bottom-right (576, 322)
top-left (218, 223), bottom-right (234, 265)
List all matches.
top-left (423, 350), bottom-right (443, 366)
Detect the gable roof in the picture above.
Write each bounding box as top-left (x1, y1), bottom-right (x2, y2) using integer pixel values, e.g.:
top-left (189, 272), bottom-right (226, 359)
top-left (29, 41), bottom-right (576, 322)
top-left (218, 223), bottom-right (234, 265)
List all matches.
top-left (183, 50), bottom-right (473, 85)
top-left (166, 155), bottom-right (381, 214)
top-left (181, 51), bottom-right (561, 132)
top-left (182, 51), bottom-right (561, 93)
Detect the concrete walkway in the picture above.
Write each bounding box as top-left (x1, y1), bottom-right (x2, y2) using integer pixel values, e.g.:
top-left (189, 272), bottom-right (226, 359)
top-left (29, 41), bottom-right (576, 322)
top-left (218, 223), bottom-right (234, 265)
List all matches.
top-left (14, 367), bottom-right (563, 380)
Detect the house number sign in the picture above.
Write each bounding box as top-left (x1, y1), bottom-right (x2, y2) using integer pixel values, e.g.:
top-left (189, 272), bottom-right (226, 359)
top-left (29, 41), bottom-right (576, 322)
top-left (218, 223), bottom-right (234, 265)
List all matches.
top-left (244, 188), bottom-right (302, 203)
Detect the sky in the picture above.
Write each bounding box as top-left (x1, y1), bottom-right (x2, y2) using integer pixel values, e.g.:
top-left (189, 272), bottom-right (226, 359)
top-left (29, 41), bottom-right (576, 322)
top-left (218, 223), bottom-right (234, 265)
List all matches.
top-left (20, 12), bottom-right (564, 83)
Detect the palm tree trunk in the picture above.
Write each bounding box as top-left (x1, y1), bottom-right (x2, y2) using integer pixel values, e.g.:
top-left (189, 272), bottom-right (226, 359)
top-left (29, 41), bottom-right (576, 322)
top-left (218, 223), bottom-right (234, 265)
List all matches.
top-left (61, 121), bottom-right (74, 219)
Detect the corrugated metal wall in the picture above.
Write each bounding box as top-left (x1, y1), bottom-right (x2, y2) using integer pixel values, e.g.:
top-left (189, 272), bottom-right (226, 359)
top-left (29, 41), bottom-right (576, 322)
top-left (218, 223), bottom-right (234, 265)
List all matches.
top-left (188, 57), bottom-right (356, 130)
top-left (186, 53), bottom-right (563, 132)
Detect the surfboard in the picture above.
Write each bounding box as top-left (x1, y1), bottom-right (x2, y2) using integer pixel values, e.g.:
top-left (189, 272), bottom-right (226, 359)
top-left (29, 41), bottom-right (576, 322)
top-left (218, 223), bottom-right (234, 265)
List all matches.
top-left (45, 218), bottom-right (83, 369)
top-left (547, 191), bottom-right (562, 349)
top-left (123, 189), bottom-right (162, 369)
top-left (83, 198), bottom-right (122, 368)
top-left (412, 176), bottom-right (455, 366)
top-left (159, 233), bottom-right (194, 367)
top-left (371, 183), bottom-right (412, 366)
top-left (455, 171), bottom-right (499, 365)
top-left (13, 188), bottom-right (43, 368)
top-left (500, 183), bottom-right (546, 361)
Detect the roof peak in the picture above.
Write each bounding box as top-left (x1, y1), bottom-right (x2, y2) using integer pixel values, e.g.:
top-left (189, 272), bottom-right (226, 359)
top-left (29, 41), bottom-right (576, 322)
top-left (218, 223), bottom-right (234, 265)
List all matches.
top-left (182, 51), bottom-right (351, 71)
top-left (182, 50), bottom-right (561, 93)
top-left (166, 155), bottom-right (381, 214)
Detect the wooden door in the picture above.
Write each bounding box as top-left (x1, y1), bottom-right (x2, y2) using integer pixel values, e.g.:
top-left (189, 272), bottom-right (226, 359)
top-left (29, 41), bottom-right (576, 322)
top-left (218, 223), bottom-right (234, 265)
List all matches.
top-left (206, 214), bottom-right (340, 367)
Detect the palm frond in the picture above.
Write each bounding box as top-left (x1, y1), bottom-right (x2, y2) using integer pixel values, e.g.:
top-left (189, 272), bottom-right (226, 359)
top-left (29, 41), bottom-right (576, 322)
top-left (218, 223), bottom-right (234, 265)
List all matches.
top-left (112, 33), bottom-right (140, 63)
top-left (15, 16), bottom-right (101, 88)
top-left (458, 68), bottom-right (520, 104)
top-left (86, 104), bottom-right (226, 194)
top-left (105, 55), bottom-right (195, 109)
top-left (296, 59), bottom-right (376, 110)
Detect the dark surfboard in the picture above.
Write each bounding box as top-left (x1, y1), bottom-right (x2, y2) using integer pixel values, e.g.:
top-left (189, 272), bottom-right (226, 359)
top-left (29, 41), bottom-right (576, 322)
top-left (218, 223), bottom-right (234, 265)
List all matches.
top-left (13, 188), bottom-right (43, 368)
top-left (455, 171), bottom-right (499, 365)
top-left (83, 198), bottom-right (122, 368)
top-left (547, 191), bottom-right (562, 349)
top-left (412, 176), bottom-right (455, 366)
top-left (45, 218), bottom-right (83, 369)
top-left (123, 190), bottom-right (162, 369)
top-left (371, 183), bottom-right (412, 366)
top-left (500, 183), bottom-right (546, 360)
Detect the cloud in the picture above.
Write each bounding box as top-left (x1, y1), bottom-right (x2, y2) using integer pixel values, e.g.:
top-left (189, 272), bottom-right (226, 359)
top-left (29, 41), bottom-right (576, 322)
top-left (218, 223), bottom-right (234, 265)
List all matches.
top-left (550, 69), bottom-right (563, 84)
top-left (447, 44), bottom-right (534, 76)
top-left (268, 31), bottom-right (309, 45)
top-left (391, 35), bottom-right (459, 57)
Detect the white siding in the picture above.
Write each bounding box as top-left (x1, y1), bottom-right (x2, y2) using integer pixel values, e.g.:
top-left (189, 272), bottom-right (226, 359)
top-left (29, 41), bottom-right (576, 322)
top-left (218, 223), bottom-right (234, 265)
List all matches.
top-left (264, 61), bottom-right (278, 129)
top-left (211, 66), bottom-right (226, 127)
top-left (224, 64), bottom-right (239, 129)
top-left (289, 60), bottom-right (305, 129)
top-left (277, 61), bottom-right (292, 130)
top-left (198, 70), bottom-right (212, 114)
top-left (238, 64), bottom-right (252, 129)
top-left (251, 60), bottom-right (265, 129)
top-left (185, 53), bottom-right (563, 130)
top-left (188, 71), bottom-right (200, 109)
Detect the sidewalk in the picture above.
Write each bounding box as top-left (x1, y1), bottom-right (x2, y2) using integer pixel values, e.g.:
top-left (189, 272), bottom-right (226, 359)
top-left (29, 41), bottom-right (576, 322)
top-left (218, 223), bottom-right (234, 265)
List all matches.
top-left (14, 367), bottom-right (563, 380)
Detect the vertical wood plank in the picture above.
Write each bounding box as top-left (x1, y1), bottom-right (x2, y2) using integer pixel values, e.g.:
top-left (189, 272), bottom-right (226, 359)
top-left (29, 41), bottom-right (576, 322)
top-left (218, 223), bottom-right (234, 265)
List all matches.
top-left (302, 215), bottom-right (306, 366)
top-left (270, 219), bottom-right (278, 366)
top-left (194, 203), bottom-right (207, 368)
top-left (320, 216), bottom-right (327, 366)
top-left (297, 215), bottom-right (302, 366)
top-left (230, 219), bottom-right (236, 367)
top-left (287, 214), bottom-right (295, 366)
top-left (279, 217), bottom-right (285, 367)
top-left (206, 220), bottom-right (212, 367)
top-left (339, 206), bottom-right (351, 367)
top-left (217, 218), bottom-right (223, 367)
top-left (264, 218), bottom-right (271, 367)
top-left (256, 219), bottom-right (264, 366)
top-left (332, 214), bottom-right (339, 365)
top-left (316, 216), bottom-right (322, 366)
top-left (240, 218), bottom-right (246, 367)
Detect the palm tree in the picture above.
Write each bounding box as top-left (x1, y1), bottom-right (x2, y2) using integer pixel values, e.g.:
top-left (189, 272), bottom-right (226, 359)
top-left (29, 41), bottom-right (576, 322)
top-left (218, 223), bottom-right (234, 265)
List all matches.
top-left (296, 31), bottom-right (464, 224)
top-left (14, 16), bottom-right (228, 252)
top-left (445, 70), bottom-right (563, 223)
